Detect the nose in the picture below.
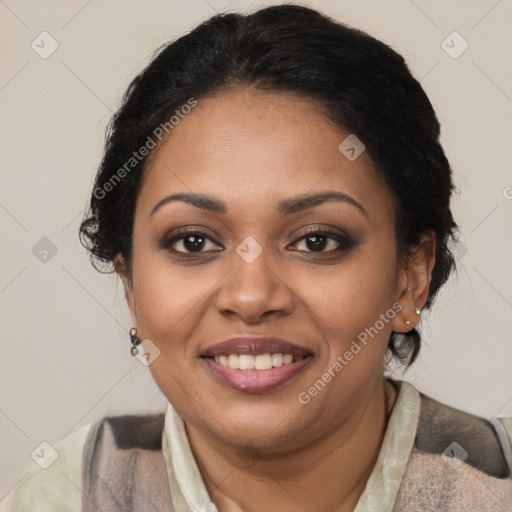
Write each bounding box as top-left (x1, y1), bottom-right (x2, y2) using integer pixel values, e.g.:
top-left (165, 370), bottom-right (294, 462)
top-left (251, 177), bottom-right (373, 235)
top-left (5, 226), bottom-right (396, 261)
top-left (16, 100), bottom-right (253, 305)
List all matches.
top-left (215, 248), bottom-right (295, 323)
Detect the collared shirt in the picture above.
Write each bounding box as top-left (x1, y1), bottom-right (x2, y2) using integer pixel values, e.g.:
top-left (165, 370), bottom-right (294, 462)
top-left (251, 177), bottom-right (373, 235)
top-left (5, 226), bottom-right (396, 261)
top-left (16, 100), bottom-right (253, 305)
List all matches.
top-left (2, 380), bottom-right (512, 511)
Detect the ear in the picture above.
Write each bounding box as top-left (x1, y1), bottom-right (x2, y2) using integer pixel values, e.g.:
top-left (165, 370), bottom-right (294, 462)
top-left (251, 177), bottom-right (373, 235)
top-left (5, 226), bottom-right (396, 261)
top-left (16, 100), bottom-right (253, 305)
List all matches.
top-left (391, 230), bottom-right (436, 333)
top-left (114, 252), bottom-right (137, 327)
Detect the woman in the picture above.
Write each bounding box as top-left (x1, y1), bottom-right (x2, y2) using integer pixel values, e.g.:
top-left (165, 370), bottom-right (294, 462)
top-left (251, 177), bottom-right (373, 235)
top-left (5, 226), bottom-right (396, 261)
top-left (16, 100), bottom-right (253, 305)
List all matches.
top-left (2, 4), bottom-right (511, 511)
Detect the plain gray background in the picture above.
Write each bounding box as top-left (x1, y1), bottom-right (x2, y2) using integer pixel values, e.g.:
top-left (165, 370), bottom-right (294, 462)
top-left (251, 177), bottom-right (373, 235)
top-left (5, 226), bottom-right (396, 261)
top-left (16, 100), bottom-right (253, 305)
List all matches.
top-left (1, 0), bottom-right (511, 498)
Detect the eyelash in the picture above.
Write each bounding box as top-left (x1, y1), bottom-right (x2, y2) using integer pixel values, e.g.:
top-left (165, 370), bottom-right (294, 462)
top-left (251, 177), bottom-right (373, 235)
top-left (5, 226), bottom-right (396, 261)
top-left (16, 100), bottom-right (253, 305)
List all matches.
top-left (159, 227), bottom-right (355, 256)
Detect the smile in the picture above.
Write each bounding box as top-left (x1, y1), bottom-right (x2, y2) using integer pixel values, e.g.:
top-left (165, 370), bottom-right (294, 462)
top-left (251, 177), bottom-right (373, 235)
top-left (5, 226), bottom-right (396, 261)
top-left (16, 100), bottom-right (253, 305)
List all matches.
top-left (200, 336), bottom-right (314, 392)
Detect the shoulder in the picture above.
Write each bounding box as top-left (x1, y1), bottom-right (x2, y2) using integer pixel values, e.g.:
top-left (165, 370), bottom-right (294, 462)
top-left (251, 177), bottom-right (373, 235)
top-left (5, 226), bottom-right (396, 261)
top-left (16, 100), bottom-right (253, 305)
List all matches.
top-left (0, 423), bottom-right (91, 512)
top-left (0, 412), bottom-right (167, 512)
top-left (415, 391), bottom-right (512, 478)
top-left (81, 411), bottom-right (172, 510)
top-left (393, 388), bottom-right (512, 511)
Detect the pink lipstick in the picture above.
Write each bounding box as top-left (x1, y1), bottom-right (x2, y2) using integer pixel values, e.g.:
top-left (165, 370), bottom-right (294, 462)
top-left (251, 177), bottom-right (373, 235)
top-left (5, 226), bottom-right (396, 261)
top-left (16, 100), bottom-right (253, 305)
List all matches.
top-left (201, 337), bottom-right (313, 392)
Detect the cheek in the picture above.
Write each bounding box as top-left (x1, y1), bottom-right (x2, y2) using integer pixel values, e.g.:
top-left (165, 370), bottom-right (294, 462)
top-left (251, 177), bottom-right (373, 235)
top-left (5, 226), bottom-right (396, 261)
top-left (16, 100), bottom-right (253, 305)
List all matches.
top-left (129, 237), bottom-right (211, 353)
top-left (134, 268), bottom-right (210, 352)
top-left (304, 252), bottom-right (397, 324)
top-left (303, 252), bottom-right (398, 371)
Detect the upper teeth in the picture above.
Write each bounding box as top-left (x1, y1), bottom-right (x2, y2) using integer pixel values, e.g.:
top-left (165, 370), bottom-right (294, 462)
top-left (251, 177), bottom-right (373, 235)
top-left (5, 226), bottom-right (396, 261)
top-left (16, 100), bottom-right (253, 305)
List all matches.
top-left (214, 353), bottom-right (297, 370)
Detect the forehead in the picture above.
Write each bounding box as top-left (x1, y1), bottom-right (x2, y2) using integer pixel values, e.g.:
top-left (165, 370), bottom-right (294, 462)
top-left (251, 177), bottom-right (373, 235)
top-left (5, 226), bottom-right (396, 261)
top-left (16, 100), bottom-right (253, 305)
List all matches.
top-left (138, 89), bottom-right (394, 221)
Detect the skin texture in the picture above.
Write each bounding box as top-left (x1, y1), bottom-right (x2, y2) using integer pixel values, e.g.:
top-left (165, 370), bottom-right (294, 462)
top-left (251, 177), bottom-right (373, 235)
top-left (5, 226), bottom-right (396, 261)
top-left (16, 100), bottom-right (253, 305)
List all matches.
top-left (115, 89), bottom-right (435, 512)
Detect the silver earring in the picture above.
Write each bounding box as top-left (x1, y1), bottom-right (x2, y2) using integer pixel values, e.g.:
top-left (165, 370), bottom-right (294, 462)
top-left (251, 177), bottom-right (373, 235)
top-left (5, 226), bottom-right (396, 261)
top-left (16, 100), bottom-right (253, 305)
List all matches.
top-left (405, 320), bottom-right (411, 325)
top-left (130, 327), bottom-right (141, 356)
top-left (415, 307), bottom-right (421, 315)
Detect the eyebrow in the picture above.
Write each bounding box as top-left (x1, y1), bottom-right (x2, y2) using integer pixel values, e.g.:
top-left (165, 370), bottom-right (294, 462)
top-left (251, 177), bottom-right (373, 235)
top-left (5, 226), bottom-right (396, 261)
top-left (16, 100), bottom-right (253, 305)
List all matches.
top-left (150, 191), bottom-right (367, 217)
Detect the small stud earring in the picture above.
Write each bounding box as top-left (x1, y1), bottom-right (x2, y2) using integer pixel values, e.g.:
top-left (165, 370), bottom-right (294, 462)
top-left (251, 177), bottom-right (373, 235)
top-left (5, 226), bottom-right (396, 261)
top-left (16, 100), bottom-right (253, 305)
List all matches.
top-left (415, 307), bottom-right (421, 315)
top-left (405, 320), bottom-right (411, 325)
top-left (130, 327), bottom-right (141, 356)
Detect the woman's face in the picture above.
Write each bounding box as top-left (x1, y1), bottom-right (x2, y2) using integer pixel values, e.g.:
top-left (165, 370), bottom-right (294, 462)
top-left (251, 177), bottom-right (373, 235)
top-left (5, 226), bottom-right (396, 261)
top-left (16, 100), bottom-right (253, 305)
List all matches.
top-left (119, 89), bottom-right (417, 450)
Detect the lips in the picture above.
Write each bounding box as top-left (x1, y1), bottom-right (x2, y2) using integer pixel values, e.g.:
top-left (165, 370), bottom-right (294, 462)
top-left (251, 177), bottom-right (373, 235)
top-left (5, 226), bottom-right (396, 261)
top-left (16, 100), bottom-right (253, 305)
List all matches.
top-left (201, 337), bottom-right (314, 392)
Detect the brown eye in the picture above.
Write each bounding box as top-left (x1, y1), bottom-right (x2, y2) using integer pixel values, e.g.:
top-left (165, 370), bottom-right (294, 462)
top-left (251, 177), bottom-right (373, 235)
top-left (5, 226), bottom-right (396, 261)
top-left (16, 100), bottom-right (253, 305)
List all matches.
top-left (291, 230), bottom-right (355, 253)
top-left (160, 230), bottom-right (222, 254)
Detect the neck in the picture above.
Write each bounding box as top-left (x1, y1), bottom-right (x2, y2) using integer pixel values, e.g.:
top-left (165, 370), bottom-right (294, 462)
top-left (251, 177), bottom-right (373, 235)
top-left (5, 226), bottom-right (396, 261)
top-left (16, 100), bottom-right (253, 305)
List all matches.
top-left (186, 377), bottom-right (397, 512)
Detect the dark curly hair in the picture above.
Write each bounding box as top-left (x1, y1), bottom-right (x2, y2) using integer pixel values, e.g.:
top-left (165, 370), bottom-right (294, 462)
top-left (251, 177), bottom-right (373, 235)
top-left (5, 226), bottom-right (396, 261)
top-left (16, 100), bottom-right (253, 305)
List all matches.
top-left (79, 4), bottom-right (458, 368)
